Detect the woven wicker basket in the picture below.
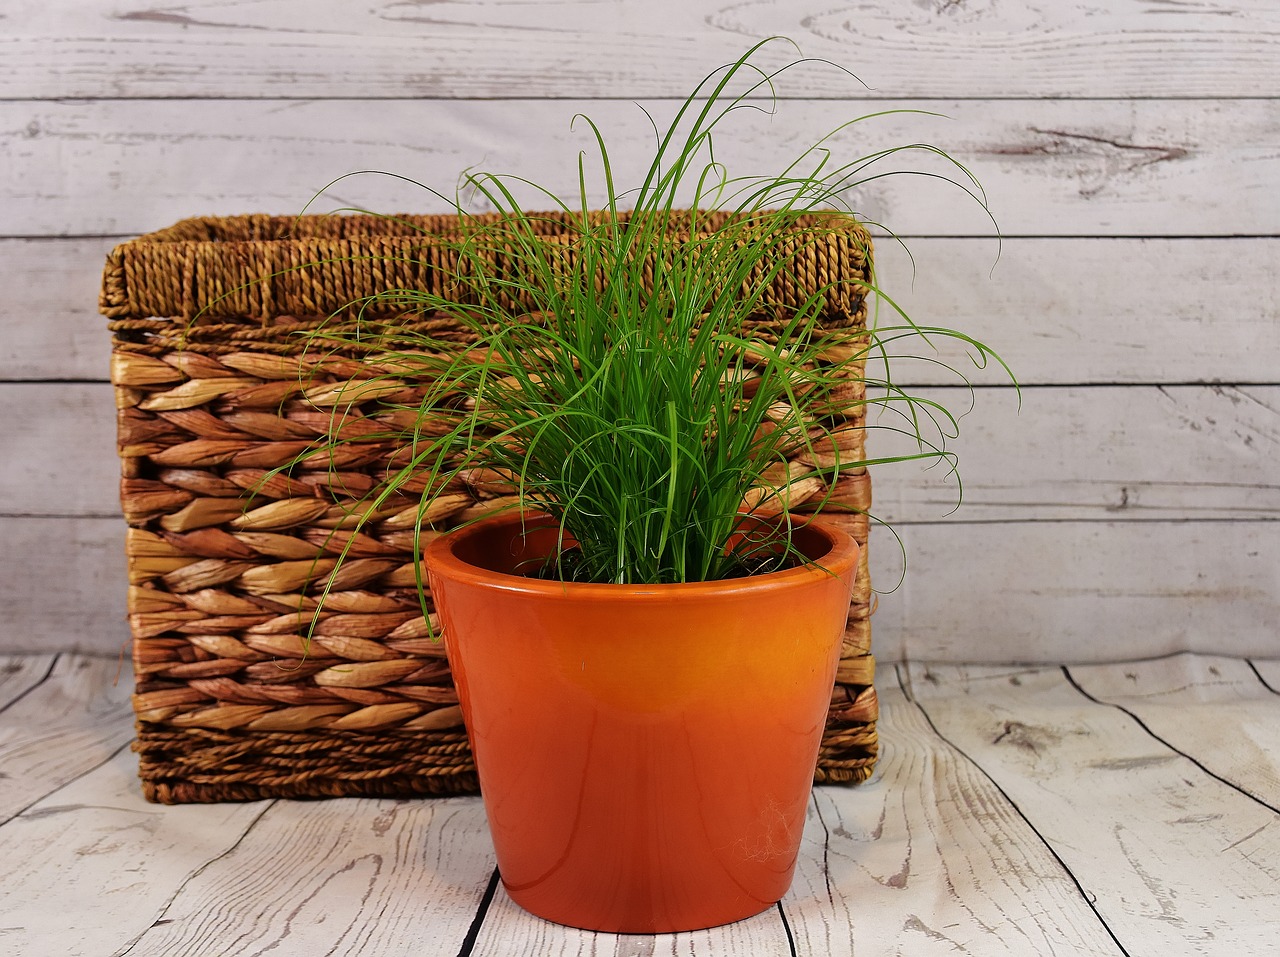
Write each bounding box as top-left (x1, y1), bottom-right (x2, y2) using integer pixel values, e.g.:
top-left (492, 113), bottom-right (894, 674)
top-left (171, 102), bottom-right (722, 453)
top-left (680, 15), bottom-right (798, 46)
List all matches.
top-left (100, 211), bottom-right (879, 804)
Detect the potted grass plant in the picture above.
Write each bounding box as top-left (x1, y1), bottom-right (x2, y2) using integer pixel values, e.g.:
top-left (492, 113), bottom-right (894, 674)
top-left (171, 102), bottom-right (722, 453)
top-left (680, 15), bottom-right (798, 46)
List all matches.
top-left (298, 38), bottom-right (1010, 933)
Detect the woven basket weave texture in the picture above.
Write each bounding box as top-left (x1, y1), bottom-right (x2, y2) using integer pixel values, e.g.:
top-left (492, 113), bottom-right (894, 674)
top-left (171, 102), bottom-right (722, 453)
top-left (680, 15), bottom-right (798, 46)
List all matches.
top-left (101, 211), bottom-right (879, 804)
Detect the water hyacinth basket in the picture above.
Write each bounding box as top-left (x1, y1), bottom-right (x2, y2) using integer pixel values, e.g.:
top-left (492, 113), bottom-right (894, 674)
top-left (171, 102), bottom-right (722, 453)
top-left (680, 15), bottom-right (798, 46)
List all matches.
top-left (99, 211), bottom-right (879, 804)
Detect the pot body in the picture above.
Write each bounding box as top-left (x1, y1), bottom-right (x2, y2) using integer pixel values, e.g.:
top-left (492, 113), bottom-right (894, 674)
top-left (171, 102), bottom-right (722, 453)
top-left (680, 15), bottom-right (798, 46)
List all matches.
top-left (425, 513), bottom-right (858, 933)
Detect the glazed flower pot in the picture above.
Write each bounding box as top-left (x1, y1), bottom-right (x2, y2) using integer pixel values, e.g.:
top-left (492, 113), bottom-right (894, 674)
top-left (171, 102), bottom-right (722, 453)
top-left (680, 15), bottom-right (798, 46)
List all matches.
top-left (425, 512), bottom-right (859, 933)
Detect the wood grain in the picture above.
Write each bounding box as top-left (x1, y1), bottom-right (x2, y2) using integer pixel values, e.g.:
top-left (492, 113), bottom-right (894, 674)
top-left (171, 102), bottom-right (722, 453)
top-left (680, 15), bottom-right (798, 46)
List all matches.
top-left (0, 237), bottom-right (116, 380)
top-left (1252, 659), bottom-right (1280, 691)
top-left (1067, 653), bottom-right (1280, 806)
top-left (0, 747), bottom-right (271, 957)
top-left (871, 237), bottom-right (1280, 387)
top-left (10, 237), bottom-right (1280, 384)
top-left (0, 518), bottom-right (130, 658)
top-left (0, 6), bottom-right (1274, 948)
top-left (907, 662), bottom-right (1280, 955)
top-left (870, 521), bottom-right (1280, 663)
top-left (784, 686), bottom-right (1124, 956)
top-left (0, 655), bottom-right (133, 823)
top-left (868, 384), bottom-right (1280, 523)
top-left (4, 99), bottom-right (1277, 238)
top-left (0, 654), bottom-right (55, 709)
top-left (6, 383), bottom-right (1276, 523)
top-left (4, 1), bottom-right (1279, 99)
top-left (121, 796), bottom-right (495, 956)
top-left (0, 384), bottom-right (120, 516)
top-left (2, 0), bottom-right (1276, 676)
top-left (1, 513), bottom-right (1274, 663)
top-left (1, 653), bottom-right (1278, 953)
top-left (473, 886), bottom-right (792, 956)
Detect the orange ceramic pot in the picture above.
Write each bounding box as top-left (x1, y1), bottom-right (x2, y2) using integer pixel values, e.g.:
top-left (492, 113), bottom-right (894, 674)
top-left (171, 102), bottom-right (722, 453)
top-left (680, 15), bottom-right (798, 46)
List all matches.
top-left (425, 512), bottom-right (858, 933)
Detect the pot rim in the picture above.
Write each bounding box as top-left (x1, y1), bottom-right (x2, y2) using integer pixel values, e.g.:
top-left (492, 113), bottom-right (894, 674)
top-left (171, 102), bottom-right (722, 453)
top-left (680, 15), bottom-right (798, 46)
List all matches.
top-left (424, 510), bottom-right (859, 600)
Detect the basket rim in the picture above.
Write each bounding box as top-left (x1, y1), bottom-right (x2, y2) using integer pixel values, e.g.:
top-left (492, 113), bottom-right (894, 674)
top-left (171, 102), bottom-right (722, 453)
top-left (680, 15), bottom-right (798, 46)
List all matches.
top-left (99, 209), bottom-right (875, 323)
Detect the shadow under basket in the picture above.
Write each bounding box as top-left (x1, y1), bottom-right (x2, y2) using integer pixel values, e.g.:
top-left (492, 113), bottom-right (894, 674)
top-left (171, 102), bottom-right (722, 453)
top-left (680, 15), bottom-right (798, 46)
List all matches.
top-left (100, 211), bottom-right (880, 804)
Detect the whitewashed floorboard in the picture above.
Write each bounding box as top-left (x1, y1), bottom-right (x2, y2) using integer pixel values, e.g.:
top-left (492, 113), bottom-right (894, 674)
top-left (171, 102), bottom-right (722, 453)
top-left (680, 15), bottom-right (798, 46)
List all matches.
top-left (865, 384), bottom-right (1280, 524)
top-left (783, 685), bottom-right (1124, 956)
top-left (1251, 659), bottom-right (1280, 693)
top-left (868, 237), bottom-right (1280, 387)
top-left (871, 521), bottom-right (1280, 663)
top-left (5, 1), bottom-right (1278, 99)
top-left (0, 383), bottom-right (120, 517)
top-left (3, 515), bottom-right (1277, 663)
top-left (0, 236), bottom-right (116, 380)
top-left (12, 383), bottom-right (1278, 523)
top-left (0, 747), bottom-right (271, 957)
top-left (1068, 654), bottom-right (1280, 808)
top-left (0, 654), bottom-right (56, 708)
top-left (472, 886), bottom-right (791, 957)
top-left (906, 662), bottom-right (1280, 955)
top-left (11, 237), bottom-right (1279, 386)
top-left (0, 653), bottom-right (1278, 953)
top-left (0, 518), bottom-right (130, 658)
top-left (6, 99), bottom-right (1277, 237)
top-left (0, 654), bottom-right (133, 822)
top-left (122, 796), bottom-right (495, 957)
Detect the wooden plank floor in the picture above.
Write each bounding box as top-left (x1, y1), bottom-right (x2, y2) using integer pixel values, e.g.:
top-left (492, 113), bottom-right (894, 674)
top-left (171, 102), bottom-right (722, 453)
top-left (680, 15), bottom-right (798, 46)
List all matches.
top-left (1, 653), bottom-right (1277, 956)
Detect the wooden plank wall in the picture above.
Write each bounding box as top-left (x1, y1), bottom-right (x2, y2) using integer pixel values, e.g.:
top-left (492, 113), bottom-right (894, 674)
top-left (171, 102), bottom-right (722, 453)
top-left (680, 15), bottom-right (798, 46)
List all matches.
top-left (1, 2), bottom-right (1277, 662)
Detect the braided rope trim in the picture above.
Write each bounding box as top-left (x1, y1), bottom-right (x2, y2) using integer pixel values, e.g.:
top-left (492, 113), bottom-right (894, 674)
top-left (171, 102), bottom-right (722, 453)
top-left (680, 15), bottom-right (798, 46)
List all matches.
top-left (134, 717), bottom-right (878, 803)
top-left (100, 212), bottom-right (874, 323)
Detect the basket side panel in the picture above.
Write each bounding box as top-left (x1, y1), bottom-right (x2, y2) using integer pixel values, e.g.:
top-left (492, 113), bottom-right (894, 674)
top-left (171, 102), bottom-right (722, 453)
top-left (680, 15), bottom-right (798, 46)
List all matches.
top-left (107, 210), bottom-right (877, 801)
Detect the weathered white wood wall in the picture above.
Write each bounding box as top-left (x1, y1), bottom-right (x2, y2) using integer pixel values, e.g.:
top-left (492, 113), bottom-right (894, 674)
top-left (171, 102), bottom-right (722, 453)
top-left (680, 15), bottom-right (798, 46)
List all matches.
top-left (2, 2), bottom-right (1277, 662)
